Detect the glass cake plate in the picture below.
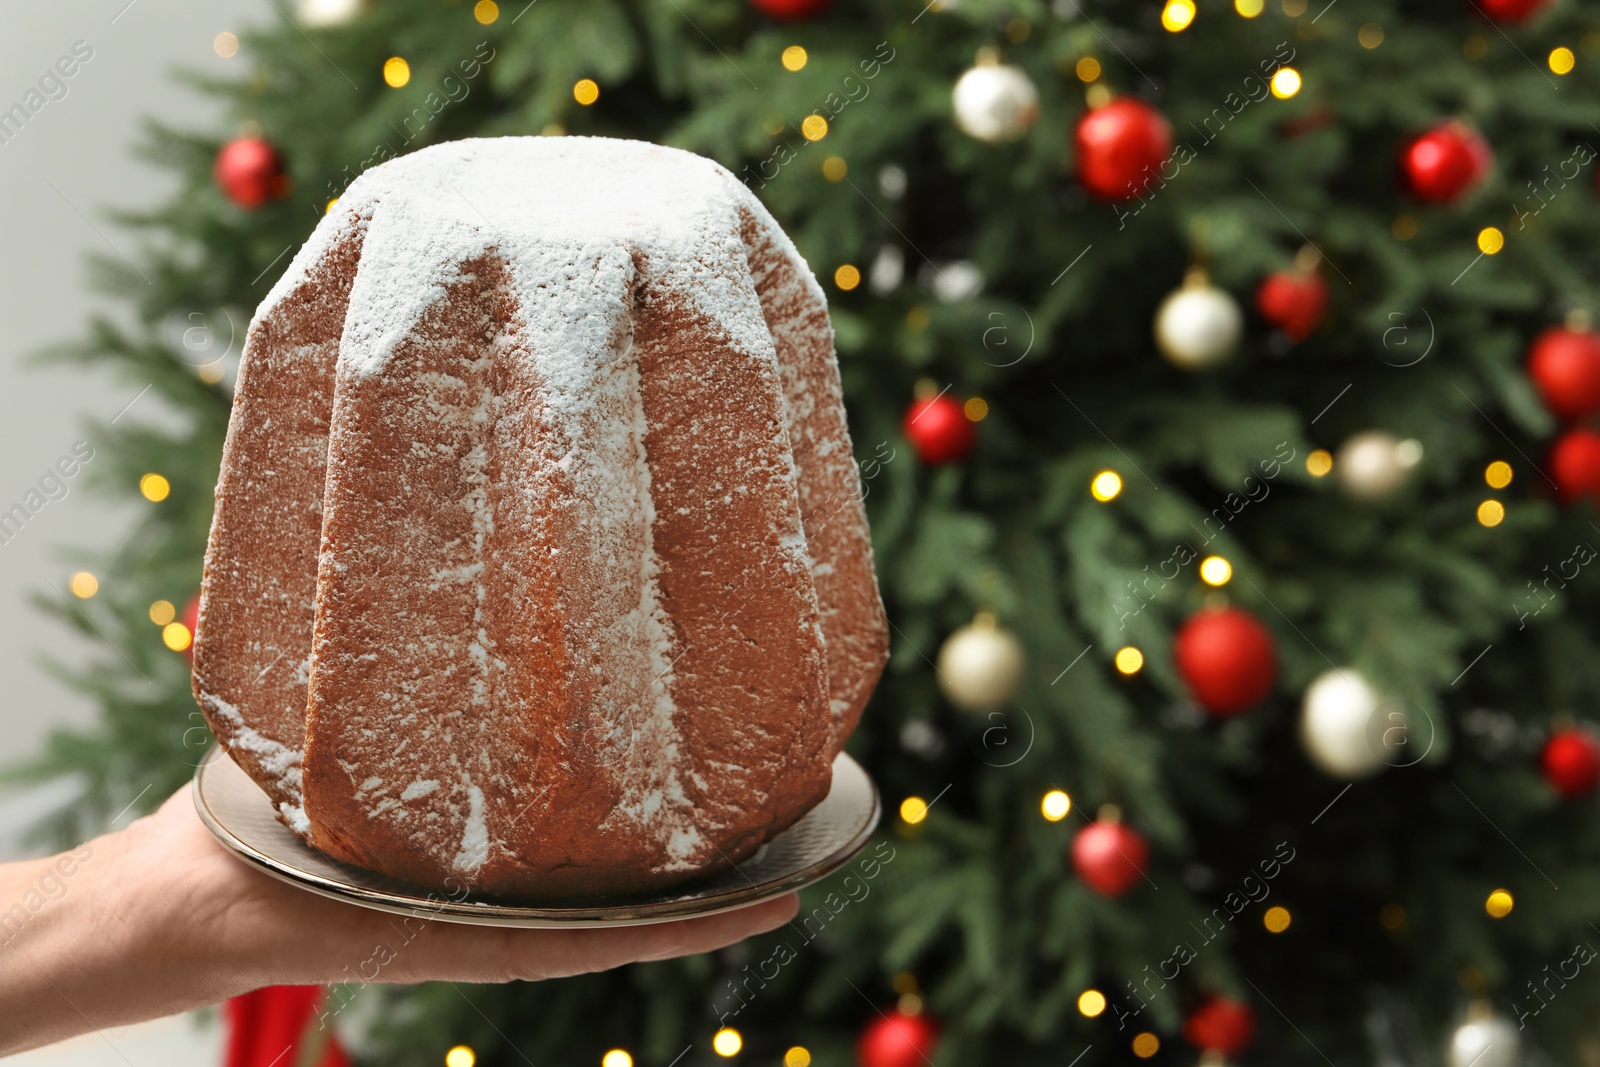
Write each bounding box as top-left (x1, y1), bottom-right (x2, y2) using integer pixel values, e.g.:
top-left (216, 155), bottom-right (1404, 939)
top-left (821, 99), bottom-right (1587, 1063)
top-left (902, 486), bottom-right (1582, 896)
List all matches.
top-left (193, 745), bottom-right (880, 928)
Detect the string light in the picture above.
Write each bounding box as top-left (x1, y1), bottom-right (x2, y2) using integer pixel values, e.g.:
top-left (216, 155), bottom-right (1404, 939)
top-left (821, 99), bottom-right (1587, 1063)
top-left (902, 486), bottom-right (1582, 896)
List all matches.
top-left (784, 1049), bottom-right (812, 1067)
top-left (964, 397), bottom-right (989, 421)
top-left (1379, 903), bottom-right (1407, 931)
top-left (1041, 790), bottom-right (1072, 821)
top-left (1075, 57), bottom-right (1101, 82)
top-left (1464, 35), bottom-right (1489, 60)
top-left (574, 79), bottom-right (600, 105)
top-left (822, 156), bottom-right (847, 180)
top-left (1392, 215), bottom-right (1418, 241)
top-left (162, 622), bottom-right (193, 652)
top-left (1161, 0), bottom-right (1195, 32)
top-left (1077, 989), bottom-right (1107, 1017)
top-left (1270, 67), bottom-right (1302, 99)
top-left (1486, 889), bottom-right (1514, 918)
top-left (1264, 905), bottom-right (1292, 933)
top-left (1485, 461), bottom-right (1512, 489)
top-left (1114, 647), bottom-right (1144, 675)
top-left (1132, 1033), bottom-right (1160, 1059)
top-left (1477, 227), bottom-right (1504, 255)
top-left (1358, 23), bottom-right (1384, 48)
top-left (213, 32), bottom-right (239, 58)
top-left (602, 1052), bottom-right (633, 1067)
top-left (383, 56), bottom-right (411, 88)
top-left (1306, 449), bottom-right (1333, 477)
top-left (782, 45), bottom-right (808, 71)
top-left (1477, 500), bottom-right (1505, 527)
top-left (445, 1048), bottom-right (476, 1067)
top-left (149, 600), bottom-right (176, 625)
top-left (1234, 0), bottom-right (1263, 16)
top-left (712, 1028), bottom-right (743, 1057)
top-left (1199, 556), bottom-right (1233, 586)
top-left (801, 115), bottom-right (829, 141)
top-left (1550, 46), bottom-right (1575, 74)
top-left (1091, 470), bottom-right (1123, 501)
top-left (834, 264), bottom-right (861, 291)
top-left (69, 572), bottom-right (98, 599)
top-left (140, 473), bottom-right (171, 502)
top-left (900, 796), bottom-right (929, 825)
top-left (474, 0), bottom-right (499, 23)
top-left (325, 197), bottom-right (340, 214)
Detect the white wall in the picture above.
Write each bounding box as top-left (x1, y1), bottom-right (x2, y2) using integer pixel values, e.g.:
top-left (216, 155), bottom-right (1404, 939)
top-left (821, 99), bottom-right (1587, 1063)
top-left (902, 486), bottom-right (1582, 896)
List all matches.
top-left (1, 1), bottom-right (264, 1061)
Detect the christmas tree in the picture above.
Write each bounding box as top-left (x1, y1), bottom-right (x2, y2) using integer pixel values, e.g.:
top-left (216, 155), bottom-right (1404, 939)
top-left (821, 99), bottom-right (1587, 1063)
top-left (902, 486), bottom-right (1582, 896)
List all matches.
top-left (18, 0), bottom-right (1600, 1063)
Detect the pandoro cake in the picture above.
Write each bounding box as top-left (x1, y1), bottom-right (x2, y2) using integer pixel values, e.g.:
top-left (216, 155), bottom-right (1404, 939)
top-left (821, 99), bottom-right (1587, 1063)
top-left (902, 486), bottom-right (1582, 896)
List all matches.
top-left (192, 136), bottom-right (888, 896)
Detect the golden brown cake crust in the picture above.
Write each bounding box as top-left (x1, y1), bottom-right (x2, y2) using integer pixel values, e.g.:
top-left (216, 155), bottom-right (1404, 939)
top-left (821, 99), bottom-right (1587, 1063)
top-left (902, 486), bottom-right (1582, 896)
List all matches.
top-left (193, 136), bottom-right (887, 897)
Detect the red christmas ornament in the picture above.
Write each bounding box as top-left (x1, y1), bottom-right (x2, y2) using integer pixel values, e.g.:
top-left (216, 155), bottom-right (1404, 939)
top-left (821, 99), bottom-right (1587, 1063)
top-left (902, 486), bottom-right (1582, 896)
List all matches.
top-left (1399, 122), bottom-right (1492, 204)
top-left (1074, 96), bottom-right (1172, 202)
top-left (1173, 607), bottom-right (1278, 716)
top-left (182, 592), bottom-right (201, 662)
top-left (903, 393), bottom-right (976, 466)
top-left (1071, 818), bottom-right (1149, 898)
top-left (748, 0), bottom-right (834, 19)
top-left (1255, 270), bottom-right (1328, 342)
top-left (856, 1009), bottom-right (940, 1067)
top-left (224, 986), bottom-right (349, 1067)
top-left (215, 136), bottom-right (285, 209)
top-left (1549, 429), bottom-right (1600, 505)
top-left (1183, 997), bottom-right (1257, 1058)
top-left (1528, 325), bottom-right (1600, 422)
top-left (1476, 0), bottom-right (1550, 22)
top-left (1541, 728), bottom-right (1600, 798)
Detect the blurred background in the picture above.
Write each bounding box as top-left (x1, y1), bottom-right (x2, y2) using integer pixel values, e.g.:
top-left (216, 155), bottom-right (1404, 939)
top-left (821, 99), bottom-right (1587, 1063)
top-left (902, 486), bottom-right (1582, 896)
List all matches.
top-left (0, 2), bottom-right (257, 1061)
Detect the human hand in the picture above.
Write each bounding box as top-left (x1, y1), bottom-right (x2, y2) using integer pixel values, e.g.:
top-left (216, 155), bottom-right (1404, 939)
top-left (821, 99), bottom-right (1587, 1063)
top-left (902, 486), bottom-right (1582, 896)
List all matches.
top-left (0, 785), bottom-right (798, 1056)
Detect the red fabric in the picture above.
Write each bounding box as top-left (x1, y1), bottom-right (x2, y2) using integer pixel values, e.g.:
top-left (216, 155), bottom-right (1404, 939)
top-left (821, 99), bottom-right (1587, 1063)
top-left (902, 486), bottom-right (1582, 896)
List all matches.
top-left (223, 986), bottom-right (349, 1067)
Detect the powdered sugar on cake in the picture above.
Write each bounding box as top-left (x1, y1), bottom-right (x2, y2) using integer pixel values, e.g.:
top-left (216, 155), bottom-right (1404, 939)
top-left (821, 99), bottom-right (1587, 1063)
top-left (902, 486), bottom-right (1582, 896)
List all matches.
top-left (195, 137), bottom-right (888, 896)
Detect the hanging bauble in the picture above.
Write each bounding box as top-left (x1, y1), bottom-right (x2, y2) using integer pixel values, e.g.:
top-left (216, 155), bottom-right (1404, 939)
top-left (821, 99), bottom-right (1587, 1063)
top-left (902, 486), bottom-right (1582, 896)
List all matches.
top-left (1300, 668), bottom-right (1401, 779)
top-left (1527, 323), bottom-right (1600, 422)
top-left (1541, 727), bottom-right (1600, 798)
top-left (215, 137), bottom-right (285, 209)
top-left (749, 0), bottom-right (835, 19)
top-left (1183, 997), bottom-right (1257, 1058)
top-left (952, 56), bottom-right (1039, 144)
top-left (1255, 266), bottom-right (1328, 342)
top-left (1334, 431), bottom-right (1423, 500)
top-left (904, 390), bottom-right (976, 466)
top-left (1548, 428), bottom-right (1600, 505)
top-left (1447, 1004), bottom-right (1521, 1067)
top-left (183, 592), bottom-right (201, 663)
top-left (1173, 606), bottom-right (1278, 717)
top-left (1476, 0), bottom-right (1550, 22)
top-left (936, 612), bottom-right (1026, 711)
top-left (294, 0), bottom-right (363, 26)
top-left (1399, 122), bottom-right (1492, 204)
top-left (1071, 811), bottom-right (1149, 898)
top-left (1075, 96), bottom-right (1172, 201)
top-left (1155, 269), bottom-right (1242, 370)
top-left (856, 1008), bottom-right (940, 1067)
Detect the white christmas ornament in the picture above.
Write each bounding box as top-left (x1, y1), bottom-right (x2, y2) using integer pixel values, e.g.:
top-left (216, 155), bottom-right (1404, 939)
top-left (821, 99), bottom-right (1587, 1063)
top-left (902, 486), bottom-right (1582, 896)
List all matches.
top-left (937, 614), bottom-right (1026, 710)
top-left (295, 0), bottom-right (362, 27)
top-left (1448, 1006), bottom-right (1520, 1067)
top-left (1154, 270), bottom-right (1242, 369)
top-left (952, 61), bottom-right (1039, 144)
top-left (1336, 431), bottom-right (1423, 500)
top-left (1300, 668), bottom-right (1404, 778)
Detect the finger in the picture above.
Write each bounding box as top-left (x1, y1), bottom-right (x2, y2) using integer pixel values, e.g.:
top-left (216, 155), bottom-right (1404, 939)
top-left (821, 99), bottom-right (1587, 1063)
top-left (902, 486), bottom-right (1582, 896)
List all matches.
top-left (503, 892), bottom-right (802, 980)
top-left (367, 893), bottom-right (800, 984)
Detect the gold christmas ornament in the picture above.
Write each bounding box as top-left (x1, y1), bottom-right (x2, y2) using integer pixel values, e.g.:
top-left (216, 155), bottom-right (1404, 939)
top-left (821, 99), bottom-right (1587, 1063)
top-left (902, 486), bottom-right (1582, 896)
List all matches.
top-left (1154, 269), bottom-right (1242, 369)
top-left (937, 611), bottom-right (1026, 710)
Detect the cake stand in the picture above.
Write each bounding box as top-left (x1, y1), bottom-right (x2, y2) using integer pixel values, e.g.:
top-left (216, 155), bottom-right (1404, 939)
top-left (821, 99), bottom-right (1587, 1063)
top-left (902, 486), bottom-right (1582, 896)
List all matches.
top-left (193, 746), bottom-right (880, 928)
